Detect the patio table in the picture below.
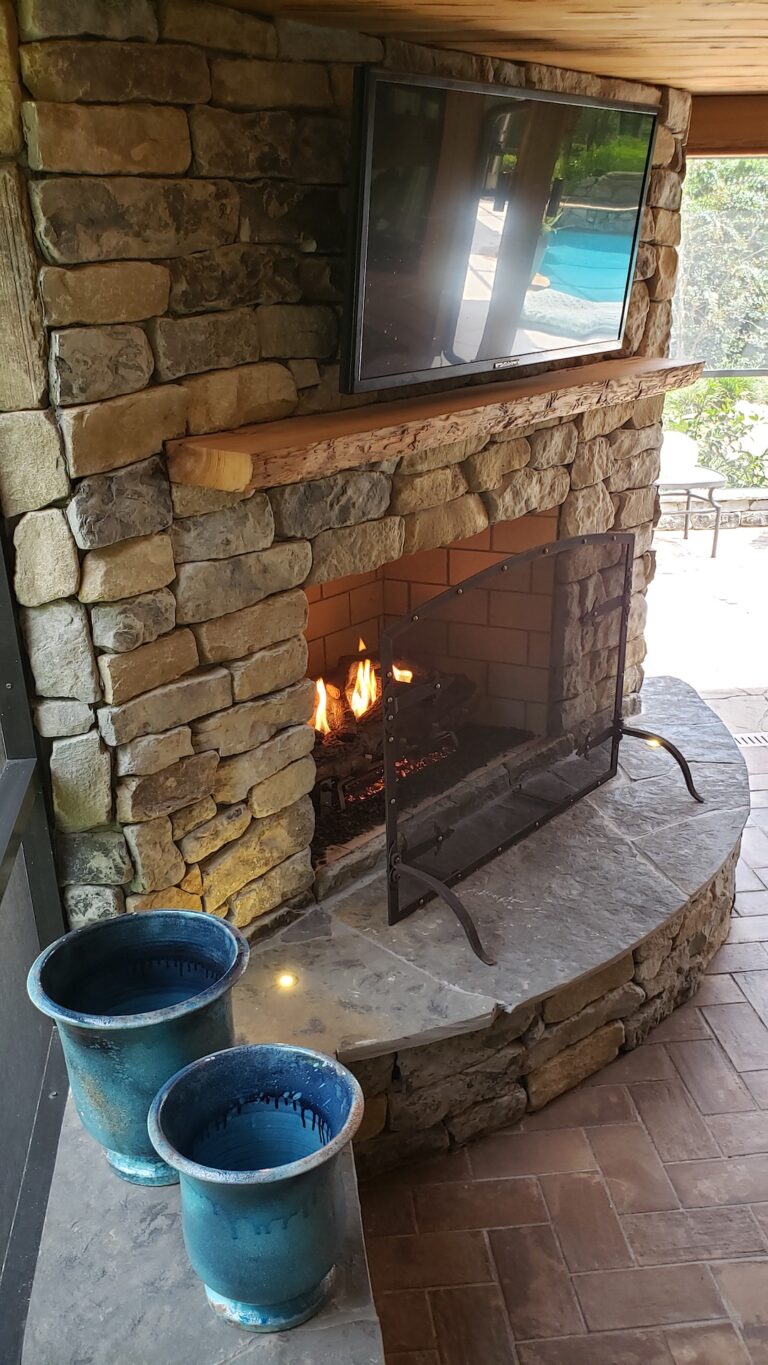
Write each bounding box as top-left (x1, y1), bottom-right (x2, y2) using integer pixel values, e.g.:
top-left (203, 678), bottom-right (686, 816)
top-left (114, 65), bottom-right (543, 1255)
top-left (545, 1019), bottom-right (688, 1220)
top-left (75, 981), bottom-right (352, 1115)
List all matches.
top-left (656, 429), bottom-right (726, 557)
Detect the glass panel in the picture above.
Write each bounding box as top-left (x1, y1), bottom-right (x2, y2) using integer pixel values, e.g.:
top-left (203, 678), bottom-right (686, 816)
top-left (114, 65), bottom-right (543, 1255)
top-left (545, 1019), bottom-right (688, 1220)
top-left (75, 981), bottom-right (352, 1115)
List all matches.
top-left (381, 536), bottom-right (631, 920)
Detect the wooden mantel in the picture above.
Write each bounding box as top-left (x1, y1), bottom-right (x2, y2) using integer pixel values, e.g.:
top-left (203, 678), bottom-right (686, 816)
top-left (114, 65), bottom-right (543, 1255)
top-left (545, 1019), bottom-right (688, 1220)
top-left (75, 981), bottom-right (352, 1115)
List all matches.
top-left (166, 357), bottom-right (703, 494)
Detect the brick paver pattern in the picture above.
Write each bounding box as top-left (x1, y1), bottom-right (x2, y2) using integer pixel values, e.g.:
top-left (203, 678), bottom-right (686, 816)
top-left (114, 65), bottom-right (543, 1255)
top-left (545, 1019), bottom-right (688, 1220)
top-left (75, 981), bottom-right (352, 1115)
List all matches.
top-left (362, 742), bottom-right (768, 1364)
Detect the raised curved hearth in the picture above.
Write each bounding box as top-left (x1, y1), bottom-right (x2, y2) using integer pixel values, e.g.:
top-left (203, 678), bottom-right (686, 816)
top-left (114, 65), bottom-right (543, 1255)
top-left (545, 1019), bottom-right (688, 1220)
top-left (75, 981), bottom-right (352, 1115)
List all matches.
top-left (234, 677), bottom-right (749, 1172)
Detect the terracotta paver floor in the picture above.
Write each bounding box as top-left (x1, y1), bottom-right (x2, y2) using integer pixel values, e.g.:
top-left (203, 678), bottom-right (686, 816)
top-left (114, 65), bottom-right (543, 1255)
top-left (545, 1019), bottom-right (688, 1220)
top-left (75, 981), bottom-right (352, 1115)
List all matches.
top-left (363, 742), bottom-right (768, 1364)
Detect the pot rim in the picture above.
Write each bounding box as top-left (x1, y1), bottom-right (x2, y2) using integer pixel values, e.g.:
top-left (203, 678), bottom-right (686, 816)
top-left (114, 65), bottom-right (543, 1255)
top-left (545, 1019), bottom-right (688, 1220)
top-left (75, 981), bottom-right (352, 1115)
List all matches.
top-left (148, 1042), bottom-right (365, 1185)
top-left (27, 911), bottom-right (249, 1031)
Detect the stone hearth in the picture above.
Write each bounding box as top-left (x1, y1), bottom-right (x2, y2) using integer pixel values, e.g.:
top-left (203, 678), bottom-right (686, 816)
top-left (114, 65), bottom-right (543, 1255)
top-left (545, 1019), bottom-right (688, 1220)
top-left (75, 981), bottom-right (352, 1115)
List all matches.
top-left (232, 678), bottom-right (748, 1172)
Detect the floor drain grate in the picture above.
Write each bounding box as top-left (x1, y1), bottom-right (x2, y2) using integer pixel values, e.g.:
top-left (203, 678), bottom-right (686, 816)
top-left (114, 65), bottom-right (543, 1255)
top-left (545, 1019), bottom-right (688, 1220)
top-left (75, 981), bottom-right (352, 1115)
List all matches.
top-left (735, 732), bottom-right (768, 747)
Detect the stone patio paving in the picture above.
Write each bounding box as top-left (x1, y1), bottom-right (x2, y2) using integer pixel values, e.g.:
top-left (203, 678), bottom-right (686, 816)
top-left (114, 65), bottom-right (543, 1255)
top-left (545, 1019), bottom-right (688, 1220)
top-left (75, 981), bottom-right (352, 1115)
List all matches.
top-left (363, 527), bottom-right (768, 1364)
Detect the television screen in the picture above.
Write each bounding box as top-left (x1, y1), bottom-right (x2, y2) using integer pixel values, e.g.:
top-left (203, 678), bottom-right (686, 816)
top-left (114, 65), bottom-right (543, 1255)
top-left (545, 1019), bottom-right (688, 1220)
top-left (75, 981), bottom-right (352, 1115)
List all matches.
top-left (342, 71), bottom-right (658, 392)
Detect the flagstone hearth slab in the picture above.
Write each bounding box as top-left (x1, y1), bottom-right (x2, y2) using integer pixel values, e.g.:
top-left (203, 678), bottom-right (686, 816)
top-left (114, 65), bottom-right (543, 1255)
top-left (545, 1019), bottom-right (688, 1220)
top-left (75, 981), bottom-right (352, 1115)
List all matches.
top-left (23, 1102), bottom-right (383, 1365)
top-left (230, 678), bottom-right (749, 1167)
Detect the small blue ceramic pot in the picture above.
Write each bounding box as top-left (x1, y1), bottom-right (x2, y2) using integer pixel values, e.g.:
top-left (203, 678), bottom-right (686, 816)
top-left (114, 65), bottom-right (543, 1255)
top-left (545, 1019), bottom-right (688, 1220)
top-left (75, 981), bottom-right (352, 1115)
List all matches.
top-left (148, 1043), bottom-right (365, 1332)
top-left (27, 911), bottom-right (249, 1186)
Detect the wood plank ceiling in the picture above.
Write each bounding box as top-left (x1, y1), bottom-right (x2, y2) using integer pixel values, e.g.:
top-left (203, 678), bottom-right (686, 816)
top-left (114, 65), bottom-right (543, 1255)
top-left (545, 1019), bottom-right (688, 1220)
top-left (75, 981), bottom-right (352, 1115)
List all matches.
top-left (239, 0), bottom-right (768, 94)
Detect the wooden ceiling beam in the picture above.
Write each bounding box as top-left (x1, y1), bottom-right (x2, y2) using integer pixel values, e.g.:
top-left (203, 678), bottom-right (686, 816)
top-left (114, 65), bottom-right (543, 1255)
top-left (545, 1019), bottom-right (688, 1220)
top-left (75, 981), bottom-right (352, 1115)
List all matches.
top-left (689, 96), bottom-right (768, 155)
top-left (217, 0), bottom-right (768, 94)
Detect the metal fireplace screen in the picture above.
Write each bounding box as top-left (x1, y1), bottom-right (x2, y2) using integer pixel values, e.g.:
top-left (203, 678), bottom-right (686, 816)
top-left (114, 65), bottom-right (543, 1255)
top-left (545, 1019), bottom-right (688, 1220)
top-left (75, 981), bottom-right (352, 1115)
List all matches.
top-left (380, 532), bottom-right (634, 924)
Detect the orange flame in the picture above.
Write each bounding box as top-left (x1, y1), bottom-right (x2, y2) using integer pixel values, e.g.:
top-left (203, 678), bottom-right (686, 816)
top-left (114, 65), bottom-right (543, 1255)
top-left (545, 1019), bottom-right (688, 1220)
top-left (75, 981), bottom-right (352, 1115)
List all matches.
top-left (393, 663), bottom-right (413, 684)
top-left (347, 655), bottom-right (379, 720)
top-left (312, 677), bottom-right (331, 735)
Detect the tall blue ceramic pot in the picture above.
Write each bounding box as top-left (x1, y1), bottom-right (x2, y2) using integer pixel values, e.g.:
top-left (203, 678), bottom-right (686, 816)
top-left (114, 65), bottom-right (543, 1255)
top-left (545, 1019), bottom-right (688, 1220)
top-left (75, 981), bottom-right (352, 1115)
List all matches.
top-left (27, 911), bottom-right (249, 1186)
top-left (148, 1043), bottom-right (365, 1332)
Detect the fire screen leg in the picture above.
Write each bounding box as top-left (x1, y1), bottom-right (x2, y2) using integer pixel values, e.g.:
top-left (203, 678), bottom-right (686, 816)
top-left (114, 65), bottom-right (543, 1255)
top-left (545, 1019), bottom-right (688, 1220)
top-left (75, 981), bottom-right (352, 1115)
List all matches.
top-left (395, 862), bottom-right (497, 966)
top-left (621, 725), bottom-right (705, 802)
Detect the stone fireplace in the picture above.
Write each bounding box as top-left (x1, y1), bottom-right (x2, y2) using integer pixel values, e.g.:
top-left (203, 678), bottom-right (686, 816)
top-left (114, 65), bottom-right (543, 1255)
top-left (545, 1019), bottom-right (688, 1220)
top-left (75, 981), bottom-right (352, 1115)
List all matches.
top-left (0, 9), bottom-right (700, 946)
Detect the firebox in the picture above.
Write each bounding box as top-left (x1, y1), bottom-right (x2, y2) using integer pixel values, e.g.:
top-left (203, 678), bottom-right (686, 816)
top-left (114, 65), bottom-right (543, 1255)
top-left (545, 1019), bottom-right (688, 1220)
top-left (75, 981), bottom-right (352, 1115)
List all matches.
top-left (305, 520), bottom-right (702, 963)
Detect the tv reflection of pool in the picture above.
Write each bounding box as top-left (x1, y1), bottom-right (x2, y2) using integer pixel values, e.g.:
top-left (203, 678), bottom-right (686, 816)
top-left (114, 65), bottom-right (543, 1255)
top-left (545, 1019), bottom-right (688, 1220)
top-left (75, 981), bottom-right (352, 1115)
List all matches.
top-left (541, 230), bottom-right (635, 303)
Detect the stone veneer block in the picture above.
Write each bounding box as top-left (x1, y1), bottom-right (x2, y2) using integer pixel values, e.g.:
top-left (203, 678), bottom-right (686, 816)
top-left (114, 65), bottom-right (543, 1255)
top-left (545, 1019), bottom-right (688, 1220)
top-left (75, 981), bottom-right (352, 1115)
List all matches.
top-left (211, 57), bottom-right (331, 109)
top-left (49, 323), bottom-right (155, 406)
top-left (648, 168), bottom-right (682, 212)
top-left (650, 246), bottom-right (678, 302)
top-left (33, 698), bottom-right (93, 737)
top-left (621, 280), bottom-right (650, 353)
top-left (200, 794), bottom-right (314, 911)
top-left (607, 448), bottom-right (661, 494)
top-left (525, 982), bottom-right (643, 1070)
top-left (228, 847), bottom-right (313, 928)
top-left (79, 533), bottom-right (175, 604)
top-left (525, 59), bottom-right (660, 106)
top-left (652, 208), bottom-right (681, 247)
top-left (116, 726), bottom-right (193, 778)
top-left (390, 466), bottom-right (468, 516)
top-left (213, 723), bottom-right (315, 805)
top-left (174, 542), bottom-right (311, 626)
top-left (190, 106), bottom-right (293, 179)
top-left (193, 588), bottom-right (308, 666)
top-left (63, 884), bottom-right (125, 928)
top-left (66, 456), bottom-right (172, 551)
top-left (148, 308), bottom-right (262, 383)
top-left (402, 494), bottom-right (488, 555)
top-left (178, 803), bottom-right (251, 863)
top-left (528, 422), bottom-right (578, 469)
top-left (170, 485), bottom-right (250, 518)
top-left (638, 300), bottom-right (673, 358)
top-left (158, 0), bottom-right (276, 56)
top-left (180, 362), bottom-right (297, 435)
top-left (0, 409), bottom-right (69, 517)
top-left (124, 816), bottom-right (185, 893)
top-left (257, 303), bottom-right (338, 359)
top-left (171, 494), bottom-right (274, 564)
top-left (276, 17), bottom-right (382, 61)
top-left (127, 888), bottom-right (202, 912)
top-left (269, 472), bottom-right (391, 539)
top-left (0, 77), bottom-right (21, 159)
top-left (22, 599), bottom-right (101, 701)
top-left (569, 437), bottom-right (614, 490)
top-left (308, 518), bottom-right (404, 586)
top-left (13, 509), bottom-right (80, 606)
top-left (90, 588), bottom-right (176, 654)
top-left (397, 433), bottom-right (490, 477)
top-left (559, 482), bottom-right (616, 537)
top-left (612, 486), bottom-right (659, 528)
top-left (168, 245), bottom-right (299, 315)
top-left (238, 180), bottom-right (344, 251)
top-left (247, 754), bottom-right (316, 819)
top-left (18, 0), bottom-right (158, 40)
top-left (0, 164), bottom-right (48, 408)
top-left (58, 385), bottom-right (187, 477)
top-left (29, 177), bottom-right (238, 264)
top-left (57, 829), bottom-right (132, 886)
top-left (609, 422), bottom-right (663, 460)
top-left (97, 667), bottom-right (232, 746)
top-left (20, 40), bottom-right (210, 103)
top-left (659, 86), bottom-right (692, 136)
top-left (462, 437), bottom-right (530, 492)
top-left (97, 628), bottom-right (199, 705)
top-left (228, 634), bottom-right (309, 703)
top-left (195, 680), bottom-right (315, 759)
top-left (50, 731), bottom-right (112, 832)
top-left (628, 396), bottom-right (666, 429)
top-left (117, 751), bottom-right (218, 823)
top-left (579, 401), bottom-right (635, 441)
top-left (527, 1020), bottom-right (625, 1109)
top-left (170, 798), bottom-right (216, 841)
top-left (39, 261), bottom-right (170, 326)
top-left (22, 102), bottom-right (191, 174)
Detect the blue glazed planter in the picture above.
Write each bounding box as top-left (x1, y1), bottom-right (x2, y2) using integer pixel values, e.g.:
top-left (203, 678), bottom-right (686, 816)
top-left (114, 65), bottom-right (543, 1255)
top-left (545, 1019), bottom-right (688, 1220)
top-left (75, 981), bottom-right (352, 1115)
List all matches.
top-left (148, 1043), bottom-right (365, 1332)
top-left (27, 911), bottom-right (249, 1186)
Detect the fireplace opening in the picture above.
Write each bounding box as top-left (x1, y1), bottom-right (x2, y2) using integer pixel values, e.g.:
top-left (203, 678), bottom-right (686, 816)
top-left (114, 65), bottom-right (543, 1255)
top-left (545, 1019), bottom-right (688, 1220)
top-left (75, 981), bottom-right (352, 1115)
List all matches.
top-left (305, 515), bottom-right (638, 917)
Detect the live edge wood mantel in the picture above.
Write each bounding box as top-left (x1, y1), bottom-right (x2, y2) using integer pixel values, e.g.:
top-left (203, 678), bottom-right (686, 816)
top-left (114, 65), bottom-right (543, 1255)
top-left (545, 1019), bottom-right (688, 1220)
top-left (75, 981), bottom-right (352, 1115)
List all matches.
top-left (165, 357), bottom-right (703, 493)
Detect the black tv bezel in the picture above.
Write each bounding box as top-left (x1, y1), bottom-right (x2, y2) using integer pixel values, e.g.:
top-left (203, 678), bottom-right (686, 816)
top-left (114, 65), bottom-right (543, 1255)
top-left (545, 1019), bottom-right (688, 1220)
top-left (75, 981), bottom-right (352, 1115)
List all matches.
top-left (340, 67), bottom-right (659, 395)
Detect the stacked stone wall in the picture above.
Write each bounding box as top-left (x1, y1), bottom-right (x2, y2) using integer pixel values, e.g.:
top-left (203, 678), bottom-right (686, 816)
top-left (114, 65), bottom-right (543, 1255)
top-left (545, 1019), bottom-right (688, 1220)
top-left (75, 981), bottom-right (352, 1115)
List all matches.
top-left (0, 0), bottom-right (691, 930)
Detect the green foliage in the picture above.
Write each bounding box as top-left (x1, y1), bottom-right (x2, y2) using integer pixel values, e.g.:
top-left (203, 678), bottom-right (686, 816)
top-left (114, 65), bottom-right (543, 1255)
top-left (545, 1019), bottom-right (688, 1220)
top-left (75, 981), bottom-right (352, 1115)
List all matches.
top-left (671, 157), bottom-right (768, 370)
top-left (665, 377), bottom-right (768, 488)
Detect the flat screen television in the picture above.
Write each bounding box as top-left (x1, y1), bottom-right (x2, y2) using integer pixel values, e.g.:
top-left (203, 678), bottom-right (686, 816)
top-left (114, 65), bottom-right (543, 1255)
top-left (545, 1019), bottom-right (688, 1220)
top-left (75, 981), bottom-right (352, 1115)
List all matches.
top-left (341, 69), bottom-right (658, 393)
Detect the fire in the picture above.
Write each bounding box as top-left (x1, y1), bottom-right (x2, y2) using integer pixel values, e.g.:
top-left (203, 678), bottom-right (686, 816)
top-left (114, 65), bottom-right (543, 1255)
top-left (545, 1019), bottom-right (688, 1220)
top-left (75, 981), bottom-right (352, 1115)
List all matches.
top-left (347, 655), bottom-right (379, 720)
top-left (393, 663), bottom-right (413, 684)
top-left (311, 677), bottom-right (343, 735)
